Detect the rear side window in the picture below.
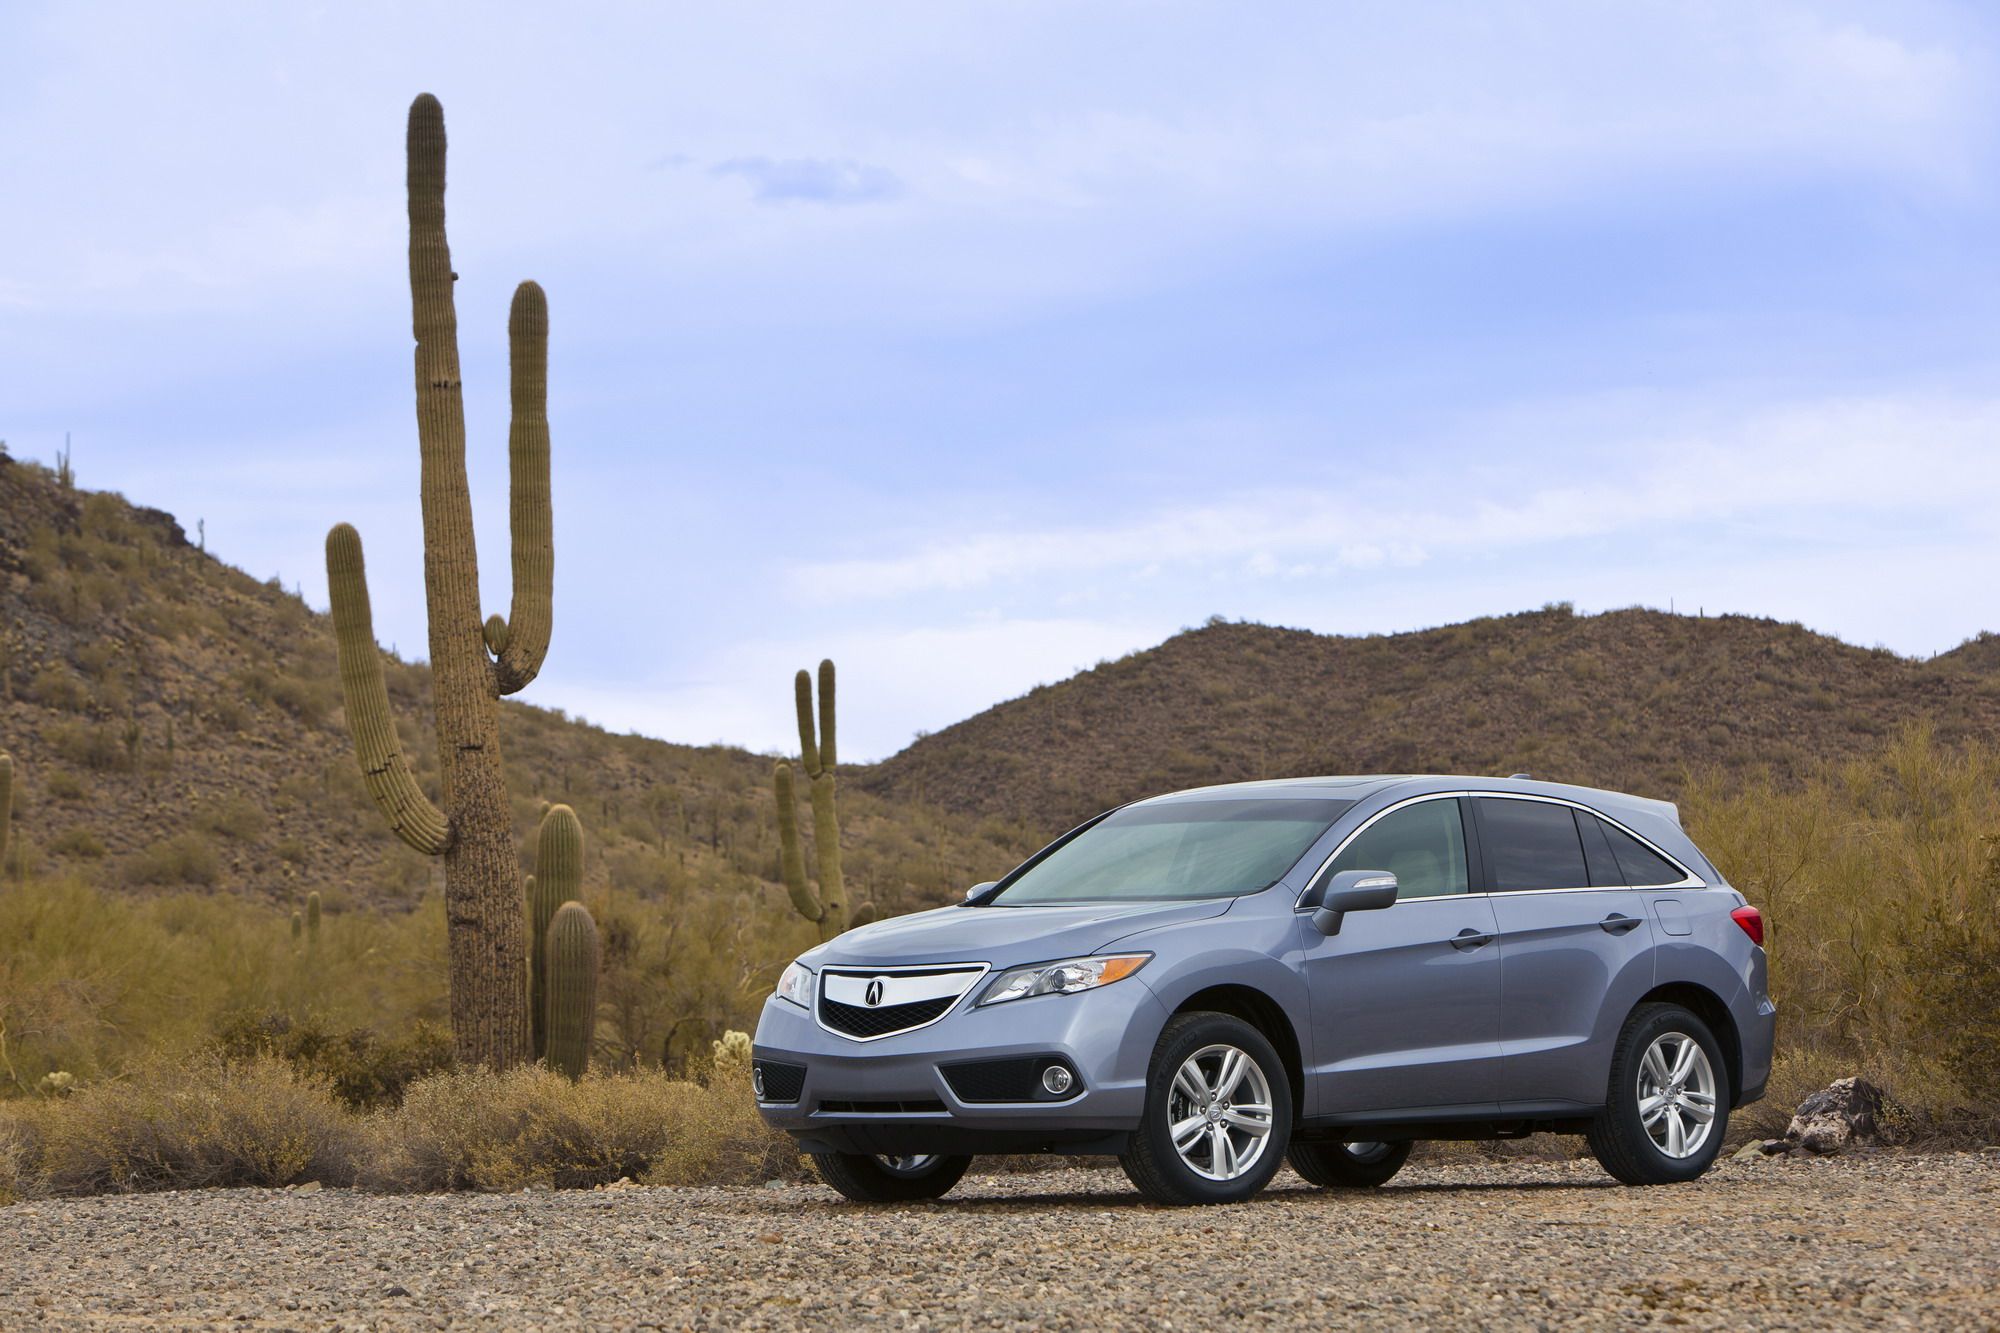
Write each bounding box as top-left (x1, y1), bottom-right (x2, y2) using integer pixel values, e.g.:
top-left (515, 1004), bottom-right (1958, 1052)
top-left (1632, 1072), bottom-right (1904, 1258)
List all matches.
top-left (1323, 798), bottom-right (1469, 899)
top-left (1478, 798), bottom-right (1588, 891)
top-left (1598, 819), bottom-right (1687, 886)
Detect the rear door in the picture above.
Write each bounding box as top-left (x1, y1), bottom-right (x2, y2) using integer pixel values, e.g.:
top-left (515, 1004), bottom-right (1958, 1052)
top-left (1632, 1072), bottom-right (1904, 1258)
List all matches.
top-left (1475, 796), bottom-right (1657, 1111)
top-left (1298, 794), bottom-right (1504, 1118)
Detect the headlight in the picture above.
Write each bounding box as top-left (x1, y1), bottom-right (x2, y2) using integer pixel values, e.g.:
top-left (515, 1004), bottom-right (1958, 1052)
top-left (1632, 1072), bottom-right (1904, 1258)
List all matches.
top-left (976, 953), bottom-right (1151, 1006)
top-left (775, 961), bottom-right (814, 1008)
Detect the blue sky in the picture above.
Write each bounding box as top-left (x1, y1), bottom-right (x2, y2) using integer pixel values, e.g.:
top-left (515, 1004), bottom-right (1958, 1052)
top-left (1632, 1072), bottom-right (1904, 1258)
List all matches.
top-left (5, 2), bottom-right (2000, 759)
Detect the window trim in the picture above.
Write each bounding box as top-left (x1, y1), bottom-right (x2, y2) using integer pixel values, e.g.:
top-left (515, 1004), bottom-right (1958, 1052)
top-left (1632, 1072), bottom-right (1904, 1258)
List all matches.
top-left (1296, 790), bottom-right (1703, 910)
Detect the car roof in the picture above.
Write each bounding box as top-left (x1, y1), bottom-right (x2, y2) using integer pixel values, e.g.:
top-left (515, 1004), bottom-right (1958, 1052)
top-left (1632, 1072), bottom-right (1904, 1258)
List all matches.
top-left (1134, 774), bottom-right (1682, 828)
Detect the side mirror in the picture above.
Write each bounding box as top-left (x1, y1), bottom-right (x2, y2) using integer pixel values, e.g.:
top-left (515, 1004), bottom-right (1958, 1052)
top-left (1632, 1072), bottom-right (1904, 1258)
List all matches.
top-left (963, 881), bottom-right (999, 905)
top-left (1306, 869), bottom-right (1398, 936)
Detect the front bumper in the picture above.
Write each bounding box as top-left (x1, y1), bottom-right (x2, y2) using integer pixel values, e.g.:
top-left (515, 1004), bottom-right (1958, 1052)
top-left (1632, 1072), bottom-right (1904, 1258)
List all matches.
top-left (751, 973), bottom-right (1169, 1156)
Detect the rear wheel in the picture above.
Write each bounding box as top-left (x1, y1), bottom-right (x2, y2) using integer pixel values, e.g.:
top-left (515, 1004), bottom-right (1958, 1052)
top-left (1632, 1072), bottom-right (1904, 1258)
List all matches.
top-left (1120, 1012), bottom-right (1293, 1205)
top-left (1587, 1002), bottom-right (1730, 1185)
top-left (810, 1151), bottom-right (973, 1202)
top-left (1288, 1139), bottom-right (1412, 1188)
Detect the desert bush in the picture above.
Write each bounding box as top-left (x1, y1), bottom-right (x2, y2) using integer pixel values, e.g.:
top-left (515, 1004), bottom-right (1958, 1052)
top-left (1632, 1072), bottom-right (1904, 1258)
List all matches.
top-left (124, 833), bottom-right (219, 887)
top-left (48, 826), bottom-right (106, 859)
top-left (208, 1012), bottom-right (454, 1111)
top-left (29, 666), bottom-right (89, 711)
top-left (365, 1048), bottom-right (798, 1192)
top-left (1, 1055), bottom-right (362, 1196)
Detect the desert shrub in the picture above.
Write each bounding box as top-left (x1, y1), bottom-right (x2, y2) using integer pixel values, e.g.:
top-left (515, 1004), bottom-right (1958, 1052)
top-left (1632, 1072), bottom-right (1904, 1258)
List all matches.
top-left (3, 1055), bottom-right (362, 1197)
top-left (1903, 847), bottom-right (2000, 1111)
top-left (209, 1012), bottom-right (453, 1111)
top-left (44, 720), bottom-right (128, 771)
top-left (42, 768), bottom-right (87, 800)
top-left (195, 795), bottom-right (267, 841)
top-left (124, 833), bottom-right (219, 887)
top-left (366, 1047), bottom-right (798, 1192)
top-left (48, 827), bottom-right (106, 859)
top-left (29, 666), bottom-right (89, 711)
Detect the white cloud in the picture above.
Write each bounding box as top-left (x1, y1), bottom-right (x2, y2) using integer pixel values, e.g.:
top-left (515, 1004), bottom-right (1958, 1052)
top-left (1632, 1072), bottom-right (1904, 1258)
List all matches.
top-left (789, 394), bottom-right (2000, 602)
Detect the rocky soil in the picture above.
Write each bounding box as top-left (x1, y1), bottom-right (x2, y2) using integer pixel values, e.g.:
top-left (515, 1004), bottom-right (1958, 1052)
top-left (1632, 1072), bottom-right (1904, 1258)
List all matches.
top-left (3, 1153), bottom-right (1994, 1330)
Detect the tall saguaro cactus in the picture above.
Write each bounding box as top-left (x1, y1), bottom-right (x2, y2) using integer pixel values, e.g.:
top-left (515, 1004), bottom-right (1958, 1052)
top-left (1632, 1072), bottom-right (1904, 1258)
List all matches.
top-left (528, 804), bottom-right (581, 1062)
top-left (324, 94), bottom-right (556, 1069)
top-left (774, 661), bottom-right (874, 940)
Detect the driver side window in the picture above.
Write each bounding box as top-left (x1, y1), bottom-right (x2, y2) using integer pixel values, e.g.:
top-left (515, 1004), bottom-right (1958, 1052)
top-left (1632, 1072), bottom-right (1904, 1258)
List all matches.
top-left (1325, 799), bottom-right (1469, 900)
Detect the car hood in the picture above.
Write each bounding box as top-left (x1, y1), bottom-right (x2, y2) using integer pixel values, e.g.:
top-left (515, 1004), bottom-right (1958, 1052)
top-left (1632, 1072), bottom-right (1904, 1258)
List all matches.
top-left (804, 899), bottom-right (1234, 970)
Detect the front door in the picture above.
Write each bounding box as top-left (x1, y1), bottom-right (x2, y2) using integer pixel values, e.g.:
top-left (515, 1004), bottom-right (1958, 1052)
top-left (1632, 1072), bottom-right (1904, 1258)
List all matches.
top-left (1299, 795), bottom-right (1505, 1118)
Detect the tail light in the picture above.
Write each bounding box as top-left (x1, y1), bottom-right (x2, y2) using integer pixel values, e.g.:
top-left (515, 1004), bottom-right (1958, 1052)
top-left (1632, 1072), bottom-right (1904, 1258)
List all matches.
top-left (1730, 905), bottom-right (1765, 947)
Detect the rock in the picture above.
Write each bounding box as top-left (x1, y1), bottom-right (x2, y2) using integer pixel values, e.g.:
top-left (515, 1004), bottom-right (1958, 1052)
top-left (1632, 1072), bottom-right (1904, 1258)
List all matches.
top-left (1786, 1078), bottom-right (1886, 1154)
top-left (292, 1181), bottom-right (323, 1194)
top-left (1732, 1142), bottom-right (1766, 1162)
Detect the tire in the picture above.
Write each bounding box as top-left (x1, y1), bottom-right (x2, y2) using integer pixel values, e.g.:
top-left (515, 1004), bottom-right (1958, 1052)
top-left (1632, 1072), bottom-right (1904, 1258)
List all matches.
top-left (1587, 1002), bottom-right (1731, 1186)
top-left (1289, 1138), bottom-right (1412, 1188)
top-left (809, 1152), bottom-right (973, 1203)
top-left (1119, 1012), bottom-right (1293, 1206)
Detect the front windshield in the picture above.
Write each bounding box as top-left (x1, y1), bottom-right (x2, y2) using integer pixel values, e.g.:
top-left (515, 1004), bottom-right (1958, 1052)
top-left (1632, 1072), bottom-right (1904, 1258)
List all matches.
top-left (991, 798), bottom-right (1353, 905)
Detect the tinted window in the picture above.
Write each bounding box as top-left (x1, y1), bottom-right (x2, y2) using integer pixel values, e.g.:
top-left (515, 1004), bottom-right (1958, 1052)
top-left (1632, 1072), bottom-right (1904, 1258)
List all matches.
top-left (1325, 799), bottom-right (1469, 899)
top-left (1600, 821), bottom-right (1687, 886)
top-left (1479, 798), bottom-right (1588, 891)
top-left (993, 798), bottom-right (1351, 904)
top-left (1577, 811), bottom-right (1624, 887)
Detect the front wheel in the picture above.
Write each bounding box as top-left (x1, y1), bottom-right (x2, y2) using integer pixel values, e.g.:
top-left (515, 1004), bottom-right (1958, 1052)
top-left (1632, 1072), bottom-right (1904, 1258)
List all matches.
top-left (1289, 1139), bottom-right (1412, 1188)
top-left (810, 1151), bottom-right (973, 1202)
top-left (1120, 1012), bottom-right (1293, 1205)
top-left (1586, 1002), bottom-right (1730, 1185)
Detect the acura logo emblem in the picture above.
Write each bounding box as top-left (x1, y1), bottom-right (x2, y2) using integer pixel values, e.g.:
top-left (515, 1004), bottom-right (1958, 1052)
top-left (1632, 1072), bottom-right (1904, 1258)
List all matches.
top-left (864, 977), bottom-right (887, 1007)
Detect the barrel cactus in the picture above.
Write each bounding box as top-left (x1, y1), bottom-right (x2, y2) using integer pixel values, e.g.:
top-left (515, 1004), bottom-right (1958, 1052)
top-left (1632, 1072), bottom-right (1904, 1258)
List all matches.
top-left (324, 94), bottom-right (557, 1068)
top-left (544, 900), bottom-right (600, 1080)
top-left (774, 661), bottom-right (874, 940)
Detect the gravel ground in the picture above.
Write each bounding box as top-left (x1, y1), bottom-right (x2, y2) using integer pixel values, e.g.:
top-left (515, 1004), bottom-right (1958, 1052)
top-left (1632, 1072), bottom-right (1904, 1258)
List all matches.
top-left (3, 1151), bottom-right (1996, 1330)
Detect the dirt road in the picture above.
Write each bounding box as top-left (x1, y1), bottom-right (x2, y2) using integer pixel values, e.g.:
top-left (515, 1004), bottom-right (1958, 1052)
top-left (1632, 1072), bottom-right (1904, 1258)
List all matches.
top-left (3, 1152), bottom-right (1994, 1329)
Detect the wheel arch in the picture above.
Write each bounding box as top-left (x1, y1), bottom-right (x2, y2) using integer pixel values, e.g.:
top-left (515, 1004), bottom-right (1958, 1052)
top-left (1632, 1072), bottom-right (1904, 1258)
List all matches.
top-left (1636, 981), bottom-right (1744, 1108)
top-left (1171, 983), bottom-right (1305, 1117)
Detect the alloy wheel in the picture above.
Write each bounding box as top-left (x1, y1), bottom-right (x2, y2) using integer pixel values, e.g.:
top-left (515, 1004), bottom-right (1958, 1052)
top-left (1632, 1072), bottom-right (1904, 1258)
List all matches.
top-left (876, 1154), bottom-right (940, 1177)
top-left (1637, 1031), bottom-right (1717, 1159)
top-left (1168, 1043), bottom-right (1275, 1182)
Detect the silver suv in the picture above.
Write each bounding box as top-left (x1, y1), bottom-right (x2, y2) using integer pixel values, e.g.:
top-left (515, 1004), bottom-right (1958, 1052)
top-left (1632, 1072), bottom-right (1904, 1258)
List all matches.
top-left (752, 775), bottom-right (1774, 1205)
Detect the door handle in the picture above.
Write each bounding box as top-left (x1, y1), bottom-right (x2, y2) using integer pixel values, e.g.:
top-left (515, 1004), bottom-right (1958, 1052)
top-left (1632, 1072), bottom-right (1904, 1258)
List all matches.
top-left (1449, 928), bottom-right (1495, 951)
top-left (1600, 913), bottom-right (1642, 936)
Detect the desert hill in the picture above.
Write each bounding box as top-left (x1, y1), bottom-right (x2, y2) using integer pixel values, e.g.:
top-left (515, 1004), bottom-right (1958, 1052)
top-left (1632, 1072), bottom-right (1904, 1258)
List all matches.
top-left (863, 608), bottom-right (2000, 829)
top-left (0, 455), bottom-right (1019, 916)
top-left (8, 453), bottom-right (1999, 911)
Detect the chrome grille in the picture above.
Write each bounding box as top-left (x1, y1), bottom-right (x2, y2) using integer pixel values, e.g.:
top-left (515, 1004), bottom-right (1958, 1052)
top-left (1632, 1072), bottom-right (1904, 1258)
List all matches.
top-left (815, 964), bottom-right (986, 1041)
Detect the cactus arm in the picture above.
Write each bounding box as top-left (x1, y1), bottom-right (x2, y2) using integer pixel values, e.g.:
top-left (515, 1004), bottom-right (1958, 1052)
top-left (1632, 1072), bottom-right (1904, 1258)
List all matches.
top-left (793, 669), bottom-right (819, 776)
top-left (849, 900), bottom-right (878, 928)
top-left (325, 524), bottom-right (450, 855)
top-left (529, 805), bottom-right (582, 1061)
top-left (816, 658), bottom-right (836, 772)
top-left (495, 280), bottom-right (553, 696)
top-left (544, 900), bottom-right (600, 1079)
top-left (0, 751), bottom-right (11, 874)
top-left (774, 762), bottom-right (822, 925)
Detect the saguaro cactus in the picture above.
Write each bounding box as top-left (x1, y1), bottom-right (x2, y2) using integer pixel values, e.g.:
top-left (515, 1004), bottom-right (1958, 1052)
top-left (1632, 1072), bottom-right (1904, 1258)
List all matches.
top-left (324, 94), bottom-right (556, 1069)
top-left (774, 661), bottom-right (874, 940)
top-left (528, 804), bottom-right (581, 1061)
top-left (544, 901), bottom-right (600, 1080)
top-left (305, 891), bottom-right (322, 948)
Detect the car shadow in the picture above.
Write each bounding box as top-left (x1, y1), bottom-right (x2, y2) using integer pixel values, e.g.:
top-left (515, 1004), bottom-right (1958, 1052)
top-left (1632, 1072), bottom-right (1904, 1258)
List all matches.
top-left (795, 1175), bottom-right (1621, 1212)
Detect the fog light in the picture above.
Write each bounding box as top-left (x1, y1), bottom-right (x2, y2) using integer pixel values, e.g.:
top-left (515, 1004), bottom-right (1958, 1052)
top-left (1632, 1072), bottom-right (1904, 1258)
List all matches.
top-left (1041, 1064), bottom-right (1074, 1096)
top-left (752, 1067), bottom-right (767, 1099)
